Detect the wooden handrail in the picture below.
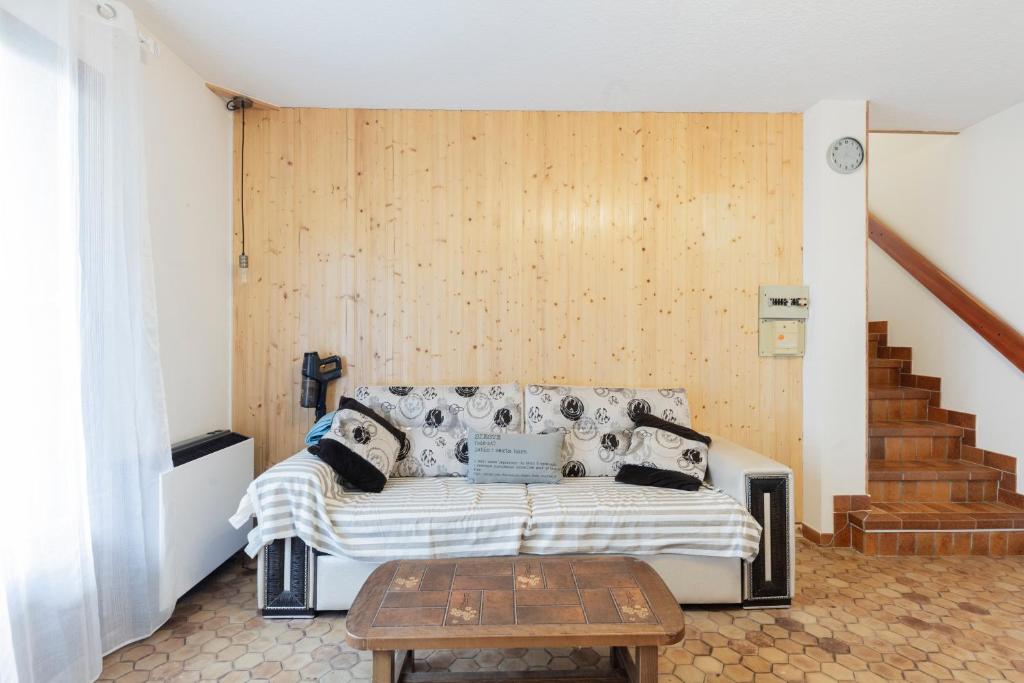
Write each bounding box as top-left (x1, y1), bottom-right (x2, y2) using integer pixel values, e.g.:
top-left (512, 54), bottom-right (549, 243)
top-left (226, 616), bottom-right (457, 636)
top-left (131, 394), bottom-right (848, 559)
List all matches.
top-left (868, 213), bottom-right (1024, 373)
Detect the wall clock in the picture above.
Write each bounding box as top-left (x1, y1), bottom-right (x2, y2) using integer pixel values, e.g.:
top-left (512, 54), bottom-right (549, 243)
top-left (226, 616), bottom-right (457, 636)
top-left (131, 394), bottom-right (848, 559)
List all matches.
top-left (827, 136), bottom-right (864, 174)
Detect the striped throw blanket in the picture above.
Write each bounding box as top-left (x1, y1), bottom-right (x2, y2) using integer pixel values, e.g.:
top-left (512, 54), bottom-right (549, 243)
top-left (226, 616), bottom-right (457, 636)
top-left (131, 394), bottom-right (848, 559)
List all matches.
top-left (522, 478), bottom-right (762, 561)
top-left (230, 451), bottom-right (531, 560)
top-left (231, 451), bottom-right (762, 563)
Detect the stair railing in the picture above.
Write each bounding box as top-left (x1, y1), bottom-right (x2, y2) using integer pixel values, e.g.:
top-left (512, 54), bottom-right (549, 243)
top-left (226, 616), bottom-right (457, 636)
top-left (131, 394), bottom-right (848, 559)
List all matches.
top-left (868, 213), bottom-right (1024, 373)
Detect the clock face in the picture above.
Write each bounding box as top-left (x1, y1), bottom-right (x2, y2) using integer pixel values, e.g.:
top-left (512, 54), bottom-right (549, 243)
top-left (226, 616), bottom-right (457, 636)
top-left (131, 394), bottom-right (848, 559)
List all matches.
top-left (827, 137), bottom-right (864, 174)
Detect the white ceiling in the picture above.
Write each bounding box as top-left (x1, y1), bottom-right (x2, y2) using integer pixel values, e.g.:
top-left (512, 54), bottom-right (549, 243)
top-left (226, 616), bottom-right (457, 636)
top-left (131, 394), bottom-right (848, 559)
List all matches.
top-left (127, 0), bottom-right (1024, 131)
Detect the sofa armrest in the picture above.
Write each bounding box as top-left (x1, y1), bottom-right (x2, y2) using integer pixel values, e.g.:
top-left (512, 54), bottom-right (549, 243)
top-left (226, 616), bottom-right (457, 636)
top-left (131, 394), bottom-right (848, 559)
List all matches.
top-left (707, 434), bottom-right (795, 607)
top-left (707, 434), bottom-right (793, 504)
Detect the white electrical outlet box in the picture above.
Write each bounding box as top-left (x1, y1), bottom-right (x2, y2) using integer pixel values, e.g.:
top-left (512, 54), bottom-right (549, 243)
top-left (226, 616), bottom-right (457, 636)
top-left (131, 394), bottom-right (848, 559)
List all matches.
top-left (758, 285), bottom-right (809, 357)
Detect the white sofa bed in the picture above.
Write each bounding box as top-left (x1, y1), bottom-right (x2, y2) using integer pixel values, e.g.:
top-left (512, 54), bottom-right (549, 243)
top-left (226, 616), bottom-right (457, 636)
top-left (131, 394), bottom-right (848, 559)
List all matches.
top-left (232, 384), bottom-right (794, 616)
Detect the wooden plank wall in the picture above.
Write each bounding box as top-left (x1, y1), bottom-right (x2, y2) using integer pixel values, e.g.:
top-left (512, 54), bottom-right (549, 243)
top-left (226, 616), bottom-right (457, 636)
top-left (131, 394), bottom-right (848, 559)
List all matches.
top-left (232, 110), bottom-right (804, 517)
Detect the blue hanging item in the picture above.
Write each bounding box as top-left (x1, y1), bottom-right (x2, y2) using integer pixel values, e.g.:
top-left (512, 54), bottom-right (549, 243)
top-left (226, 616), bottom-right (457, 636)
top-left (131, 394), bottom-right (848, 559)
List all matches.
top-left (305, 410), bottom-right (337, 447)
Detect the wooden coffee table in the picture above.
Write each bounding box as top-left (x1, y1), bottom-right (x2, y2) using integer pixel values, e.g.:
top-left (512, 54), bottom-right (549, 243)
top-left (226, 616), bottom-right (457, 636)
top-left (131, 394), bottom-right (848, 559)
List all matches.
top-left (345, 556), bottom-right (685, 682)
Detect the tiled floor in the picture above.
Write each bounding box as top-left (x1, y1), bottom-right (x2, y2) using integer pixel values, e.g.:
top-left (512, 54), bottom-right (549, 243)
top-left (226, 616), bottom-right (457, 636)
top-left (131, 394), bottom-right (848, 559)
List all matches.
top-left (101, 540), bottom-right (1024, 682)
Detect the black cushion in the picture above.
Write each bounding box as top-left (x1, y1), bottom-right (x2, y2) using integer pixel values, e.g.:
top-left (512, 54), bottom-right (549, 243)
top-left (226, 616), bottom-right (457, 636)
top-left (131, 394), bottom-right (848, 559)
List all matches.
top-left (317, 438), bottom-right (386, 492)
top-left (632, 413), bottom-right (712, 446)
top-left (313, 397), bottom-right (407, 493)
top-left (615, 464), bottom-right (703, 491)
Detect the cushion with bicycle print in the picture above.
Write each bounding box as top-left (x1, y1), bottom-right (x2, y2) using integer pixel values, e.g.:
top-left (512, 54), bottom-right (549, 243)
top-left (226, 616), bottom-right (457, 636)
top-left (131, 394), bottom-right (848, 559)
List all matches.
top-left (524, 385), bottom-right (692, 477)
top-left (314, 397), bottom-right (408, 492)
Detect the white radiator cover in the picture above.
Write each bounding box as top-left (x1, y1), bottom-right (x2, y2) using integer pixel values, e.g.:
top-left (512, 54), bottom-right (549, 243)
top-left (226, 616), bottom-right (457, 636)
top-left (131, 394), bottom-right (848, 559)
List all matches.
top-left (160, 437), bottom-right (253, 606)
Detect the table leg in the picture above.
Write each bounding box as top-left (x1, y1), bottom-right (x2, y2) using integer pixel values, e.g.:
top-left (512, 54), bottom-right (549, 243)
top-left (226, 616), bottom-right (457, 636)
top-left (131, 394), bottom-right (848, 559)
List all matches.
top-left (610, 646), bottom-right (629, 671)
top-left (372, 650), bottom-right (394, 683)
top-left (634, 646), bottom-right (657, 683)
top-left (392, 649), bottom-right (414, 679)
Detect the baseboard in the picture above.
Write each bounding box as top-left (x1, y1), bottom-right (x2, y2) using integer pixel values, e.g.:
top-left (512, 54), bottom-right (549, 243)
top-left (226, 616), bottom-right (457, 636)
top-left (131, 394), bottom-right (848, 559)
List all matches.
top-left (800, 522), bottom-right (832, 546)
top-left (800, 493), bottom-right (871, 548)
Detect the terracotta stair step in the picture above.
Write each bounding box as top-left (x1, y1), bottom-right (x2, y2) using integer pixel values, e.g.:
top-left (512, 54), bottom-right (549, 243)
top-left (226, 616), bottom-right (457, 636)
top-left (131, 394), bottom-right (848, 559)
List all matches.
top-left (855, 320), bottom-right (1024, 556)
top-left (869, 387), bottom-right (931, 400)
top-left (868, 477), bottom-right (1000, 504)
top-left (868, 360), bottom-right (903, 387)
top-left (868, 387), bottom-right (932, 421)
top-left (868, 420), bottom-right (963, 438)
top-left (849, 502), bottom-right (1024, 531)
top-left (877, 346), bottom-right (912, 361)
top-left (869, 372), bottom-right (901, 388)
top-left (868, 459), bottom-right (1001, 482)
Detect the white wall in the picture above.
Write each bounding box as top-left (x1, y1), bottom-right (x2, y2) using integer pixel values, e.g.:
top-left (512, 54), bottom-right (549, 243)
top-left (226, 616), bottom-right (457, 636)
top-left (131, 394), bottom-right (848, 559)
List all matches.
top-left (803, 101), bottom-right (868, 534)
top-left (138, 24), bottom-right (233, 444)
top-left (869, 102), bottom-right (1024, 490)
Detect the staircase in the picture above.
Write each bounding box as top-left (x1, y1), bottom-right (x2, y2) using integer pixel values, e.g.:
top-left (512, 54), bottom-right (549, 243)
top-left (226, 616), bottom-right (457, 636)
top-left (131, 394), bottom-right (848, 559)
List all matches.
top-left (853, 321), bottom-right (1024, 555)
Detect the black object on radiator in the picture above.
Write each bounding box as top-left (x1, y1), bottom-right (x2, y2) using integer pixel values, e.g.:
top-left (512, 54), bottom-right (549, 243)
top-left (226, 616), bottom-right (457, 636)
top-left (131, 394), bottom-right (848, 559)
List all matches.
top-left (170, 430), bottom-right (249, 468)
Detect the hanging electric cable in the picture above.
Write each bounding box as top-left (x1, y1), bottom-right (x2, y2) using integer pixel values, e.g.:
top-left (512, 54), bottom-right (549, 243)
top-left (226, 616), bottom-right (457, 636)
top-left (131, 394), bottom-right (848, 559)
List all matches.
top-left (227, 96), bottom-right (253, 278)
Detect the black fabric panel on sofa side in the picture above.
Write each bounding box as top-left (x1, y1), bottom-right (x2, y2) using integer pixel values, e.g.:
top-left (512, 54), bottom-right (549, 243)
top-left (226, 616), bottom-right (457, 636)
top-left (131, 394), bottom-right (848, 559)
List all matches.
top-left (262, 538), bottom-right (316, 618)
top-left (744, 475), bottom-right (792, 606)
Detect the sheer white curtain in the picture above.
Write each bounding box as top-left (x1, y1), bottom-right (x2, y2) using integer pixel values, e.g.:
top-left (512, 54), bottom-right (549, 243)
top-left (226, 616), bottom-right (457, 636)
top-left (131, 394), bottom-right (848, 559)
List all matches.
top-left (0, 1), bottom-right (173, 680)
